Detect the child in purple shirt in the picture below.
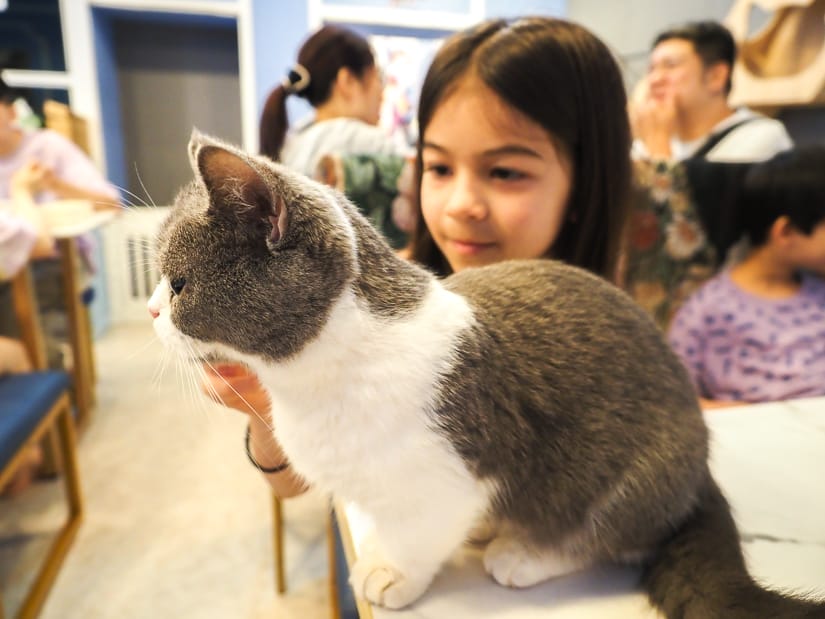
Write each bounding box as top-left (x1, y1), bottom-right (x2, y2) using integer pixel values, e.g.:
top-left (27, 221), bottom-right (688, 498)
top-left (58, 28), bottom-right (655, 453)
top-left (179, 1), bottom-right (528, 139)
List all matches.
top-left (668, 145), bottom-right (825, 407)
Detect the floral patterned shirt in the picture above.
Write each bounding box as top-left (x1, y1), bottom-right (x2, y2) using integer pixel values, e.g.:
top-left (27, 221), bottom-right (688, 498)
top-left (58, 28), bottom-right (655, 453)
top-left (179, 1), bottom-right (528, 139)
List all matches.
top-left (623, 159), bottom-right (718, 330)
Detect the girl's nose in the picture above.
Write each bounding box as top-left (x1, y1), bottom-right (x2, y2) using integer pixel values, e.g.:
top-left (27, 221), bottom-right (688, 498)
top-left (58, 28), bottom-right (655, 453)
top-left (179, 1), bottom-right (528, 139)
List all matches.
top-left (444, 172), bottom-right (487, 220)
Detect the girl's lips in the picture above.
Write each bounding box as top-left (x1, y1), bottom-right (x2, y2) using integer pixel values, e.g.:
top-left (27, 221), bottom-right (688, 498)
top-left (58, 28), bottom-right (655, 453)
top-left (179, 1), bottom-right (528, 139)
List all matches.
top-left (449, 239), bottom-right (495, 255)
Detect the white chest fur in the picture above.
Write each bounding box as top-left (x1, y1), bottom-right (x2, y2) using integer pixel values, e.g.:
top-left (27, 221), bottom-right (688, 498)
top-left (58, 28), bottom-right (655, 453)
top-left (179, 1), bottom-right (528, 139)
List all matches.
top-left (247, 281), bottom-right (484, 510)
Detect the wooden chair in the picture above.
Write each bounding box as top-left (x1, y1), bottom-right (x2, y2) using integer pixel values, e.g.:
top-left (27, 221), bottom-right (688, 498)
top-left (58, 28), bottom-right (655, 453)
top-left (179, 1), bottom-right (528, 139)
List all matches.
top-left (42, 100), bottom-right (90, 155)
top-left (43, 99), bottom-right (99, 428)
top-left (272, 494), bottom-right (286, 594)
top-left (272, 495), bottom-right (342, 619)
top-left (0, 266), bottom-right (84, 619)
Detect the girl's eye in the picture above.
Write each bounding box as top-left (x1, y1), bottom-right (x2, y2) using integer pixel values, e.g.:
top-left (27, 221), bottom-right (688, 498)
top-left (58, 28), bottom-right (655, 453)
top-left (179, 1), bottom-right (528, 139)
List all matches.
top-left (490, 167), bottom-right (526, 181)
top-left (170, 277), bottom-right (186, 296)
top-left (423, 163), bottom-right (451, 177)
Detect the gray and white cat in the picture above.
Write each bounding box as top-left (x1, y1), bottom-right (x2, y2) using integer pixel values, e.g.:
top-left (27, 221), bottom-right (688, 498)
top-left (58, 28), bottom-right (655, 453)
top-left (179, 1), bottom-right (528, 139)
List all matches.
top-left (149, 132), bottom-right (824, 618)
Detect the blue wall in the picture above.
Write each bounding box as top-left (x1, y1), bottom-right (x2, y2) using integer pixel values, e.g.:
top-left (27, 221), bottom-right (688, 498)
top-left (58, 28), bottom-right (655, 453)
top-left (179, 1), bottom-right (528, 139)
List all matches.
top-left (251, 1), bottom-right (310, 139)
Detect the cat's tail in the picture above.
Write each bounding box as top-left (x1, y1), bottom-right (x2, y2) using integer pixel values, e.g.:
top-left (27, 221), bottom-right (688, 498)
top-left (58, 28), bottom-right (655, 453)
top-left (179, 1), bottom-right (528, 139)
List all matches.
top-left (641, 475), bottom-right (825, 619)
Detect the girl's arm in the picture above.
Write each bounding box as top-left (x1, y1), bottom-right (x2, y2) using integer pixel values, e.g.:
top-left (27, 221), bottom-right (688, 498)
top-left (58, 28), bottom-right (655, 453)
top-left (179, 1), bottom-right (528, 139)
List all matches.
top-left (12, 160), bottom-right (120, 211)
top-left (202, 363), bottom-right (310, 498)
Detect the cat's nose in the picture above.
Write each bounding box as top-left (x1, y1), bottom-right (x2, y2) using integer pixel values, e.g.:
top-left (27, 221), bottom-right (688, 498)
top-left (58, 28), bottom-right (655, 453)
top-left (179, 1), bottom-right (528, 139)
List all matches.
top-left (148, 306), bottom-right (159, 319)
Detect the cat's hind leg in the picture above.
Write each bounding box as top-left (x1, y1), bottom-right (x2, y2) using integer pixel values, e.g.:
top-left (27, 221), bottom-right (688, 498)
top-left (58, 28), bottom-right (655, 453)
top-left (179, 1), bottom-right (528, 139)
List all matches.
top-left (483, 535), bottom-right (587, 588)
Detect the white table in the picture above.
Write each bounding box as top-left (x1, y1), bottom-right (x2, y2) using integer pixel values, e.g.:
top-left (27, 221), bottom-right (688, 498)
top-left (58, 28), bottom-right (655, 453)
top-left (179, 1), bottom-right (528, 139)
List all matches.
top-left (338, 397), bottom-right (825, 618)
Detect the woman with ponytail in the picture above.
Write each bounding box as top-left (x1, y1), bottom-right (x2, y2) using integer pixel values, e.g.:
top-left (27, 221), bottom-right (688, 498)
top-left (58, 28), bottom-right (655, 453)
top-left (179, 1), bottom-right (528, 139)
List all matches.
top-left (259, 25), bottom-right (406, 177)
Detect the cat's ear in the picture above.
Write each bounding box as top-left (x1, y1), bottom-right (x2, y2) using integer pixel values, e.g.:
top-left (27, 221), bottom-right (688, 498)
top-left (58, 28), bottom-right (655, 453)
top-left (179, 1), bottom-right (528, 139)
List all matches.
top-left (188, 127), bottom-right (206, 171)
top-left (190, 133), bottom-right (287, 243)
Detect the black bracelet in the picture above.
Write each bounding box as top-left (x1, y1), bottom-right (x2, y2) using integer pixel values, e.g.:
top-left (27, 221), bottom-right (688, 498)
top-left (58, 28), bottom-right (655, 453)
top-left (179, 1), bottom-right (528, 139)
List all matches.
top-left (245, 425), bottom-right (290, 473)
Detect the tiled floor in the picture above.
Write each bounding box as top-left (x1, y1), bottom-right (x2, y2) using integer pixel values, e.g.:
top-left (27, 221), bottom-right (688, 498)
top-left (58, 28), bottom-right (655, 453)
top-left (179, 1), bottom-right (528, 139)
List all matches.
top-left (0, 323), bottom-right (331, 619)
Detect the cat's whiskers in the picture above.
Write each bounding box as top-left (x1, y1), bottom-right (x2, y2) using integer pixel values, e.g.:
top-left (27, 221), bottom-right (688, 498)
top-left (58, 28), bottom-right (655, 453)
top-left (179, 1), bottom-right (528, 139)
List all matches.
top-left (178, 354), bottom-right (208, 421)
top-left (174, 340), bottom-right (224, 423)
top-left (124, 333), bottom-right (161, 363)
top-left (181, 356), bottom-right (204, 418)
top-left (135, 263), bottom-right (161, 277)
top-left (113, 192), bottom-right (147, 211)
top-left (110, 171), bottom-right (156, 211)
top-left (151, 344), bottom-right (171, 390)
top-left (133, 165), bottom-right (157, 209)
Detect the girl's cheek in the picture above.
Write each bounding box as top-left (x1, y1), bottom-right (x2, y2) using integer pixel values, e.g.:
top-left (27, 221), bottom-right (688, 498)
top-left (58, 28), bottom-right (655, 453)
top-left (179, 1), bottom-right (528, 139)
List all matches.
top-left (419, 186), bottom-right (440, 221)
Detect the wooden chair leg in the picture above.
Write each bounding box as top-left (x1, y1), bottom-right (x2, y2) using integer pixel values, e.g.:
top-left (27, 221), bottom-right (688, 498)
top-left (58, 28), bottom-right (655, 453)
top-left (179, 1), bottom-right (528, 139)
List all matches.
top-left (17, 397), bottom-right (83, 619)
top-left (272, 494), bottom-right (286, 594)
top-left (37, 427), bottom-right (62, 477)
top-left (58, 238), bottom-right (93, 430)
top-left (56, 401), bottom-right (83, 516)
top-left (327, 509), bottom-right (341, 619)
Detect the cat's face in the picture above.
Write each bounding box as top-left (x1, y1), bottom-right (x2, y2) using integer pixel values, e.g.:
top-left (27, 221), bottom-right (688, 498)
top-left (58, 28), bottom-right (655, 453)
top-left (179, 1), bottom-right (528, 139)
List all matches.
top-left (149, 131), bottom-right (357, 363)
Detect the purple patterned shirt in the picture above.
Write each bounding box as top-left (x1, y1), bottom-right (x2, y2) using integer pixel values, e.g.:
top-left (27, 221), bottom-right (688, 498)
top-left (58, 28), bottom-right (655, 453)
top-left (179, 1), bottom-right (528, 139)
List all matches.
top-left (668, 271), bottom-right (825, 402)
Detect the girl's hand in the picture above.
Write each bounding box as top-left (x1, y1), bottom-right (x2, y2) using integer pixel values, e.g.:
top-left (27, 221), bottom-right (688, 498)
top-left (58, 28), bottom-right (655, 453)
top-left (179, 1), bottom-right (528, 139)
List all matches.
top-left (203, 362), bottom-right (310, 496)
top-left (201, 362), bottom-right (271, 416)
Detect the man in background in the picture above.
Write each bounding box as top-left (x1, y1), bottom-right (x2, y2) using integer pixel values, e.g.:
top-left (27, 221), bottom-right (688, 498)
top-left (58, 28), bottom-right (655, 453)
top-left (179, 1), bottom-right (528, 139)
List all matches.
top-left (630, 20), bottom-right (791, 163)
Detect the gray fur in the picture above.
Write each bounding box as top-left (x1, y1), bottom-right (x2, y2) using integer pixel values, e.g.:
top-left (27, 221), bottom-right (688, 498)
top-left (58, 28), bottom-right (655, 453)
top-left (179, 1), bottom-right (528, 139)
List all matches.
top-left (437, 261), bottom-right (708, 558)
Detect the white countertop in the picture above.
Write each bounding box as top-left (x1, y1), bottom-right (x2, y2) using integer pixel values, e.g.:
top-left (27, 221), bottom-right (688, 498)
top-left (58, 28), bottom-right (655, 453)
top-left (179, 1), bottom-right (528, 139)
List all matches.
top-left (341, 397), bottom-right (825, 618)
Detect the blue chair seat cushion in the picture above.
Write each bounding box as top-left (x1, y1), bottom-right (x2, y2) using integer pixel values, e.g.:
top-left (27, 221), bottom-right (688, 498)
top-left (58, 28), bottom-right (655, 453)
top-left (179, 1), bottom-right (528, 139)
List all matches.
top-left (0, 371), bottom-right (71, 472)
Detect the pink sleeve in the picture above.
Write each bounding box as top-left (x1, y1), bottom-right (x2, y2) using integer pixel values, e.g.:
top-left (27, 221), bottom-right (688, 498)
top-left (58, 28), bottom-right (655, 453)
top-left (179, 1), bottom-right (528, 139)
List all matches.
top-left (0, 213), bottom-right (37, 281)
top-left (38, 131), bottom-right (120, 201)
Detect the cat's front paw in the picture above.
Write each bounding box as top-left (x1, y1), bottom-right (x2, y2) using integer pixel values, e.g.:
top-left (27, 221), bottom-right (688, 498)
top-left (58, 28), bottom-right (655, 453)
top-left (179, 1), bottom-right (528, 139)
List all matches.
top-left (350, 555), bottom-right (429, 609)
top-left (483, 537), bottom-right (580, 588)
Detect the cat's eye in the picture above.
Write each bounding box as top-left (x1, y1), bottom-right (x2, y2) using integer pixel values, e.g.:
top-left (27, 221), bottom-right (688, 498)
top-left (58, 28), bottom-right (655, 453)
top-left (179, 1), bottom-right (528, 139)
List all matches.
top-left (170, 277), bottom-right (186, 296)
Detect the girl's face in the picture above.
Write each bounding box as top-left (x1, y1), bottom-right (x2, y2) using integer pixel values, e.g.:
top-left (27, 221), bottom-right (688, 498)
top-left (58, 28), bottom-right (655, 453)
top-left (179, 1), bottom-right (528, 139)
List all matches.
top-left (420, 78), bottom-right (572, 273)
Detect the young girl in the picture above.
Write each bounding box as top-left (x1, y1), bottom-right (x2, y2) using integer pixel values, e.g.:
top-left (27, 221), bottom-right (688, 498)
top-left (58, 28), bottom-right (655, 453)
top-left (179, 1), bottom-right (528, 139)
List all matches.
top-left (259, 24), bottom-right (405, 177)
top-left (204, 14), bottom-right (632, 502)
top-left (668, 145), bottom-right (825, 407)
